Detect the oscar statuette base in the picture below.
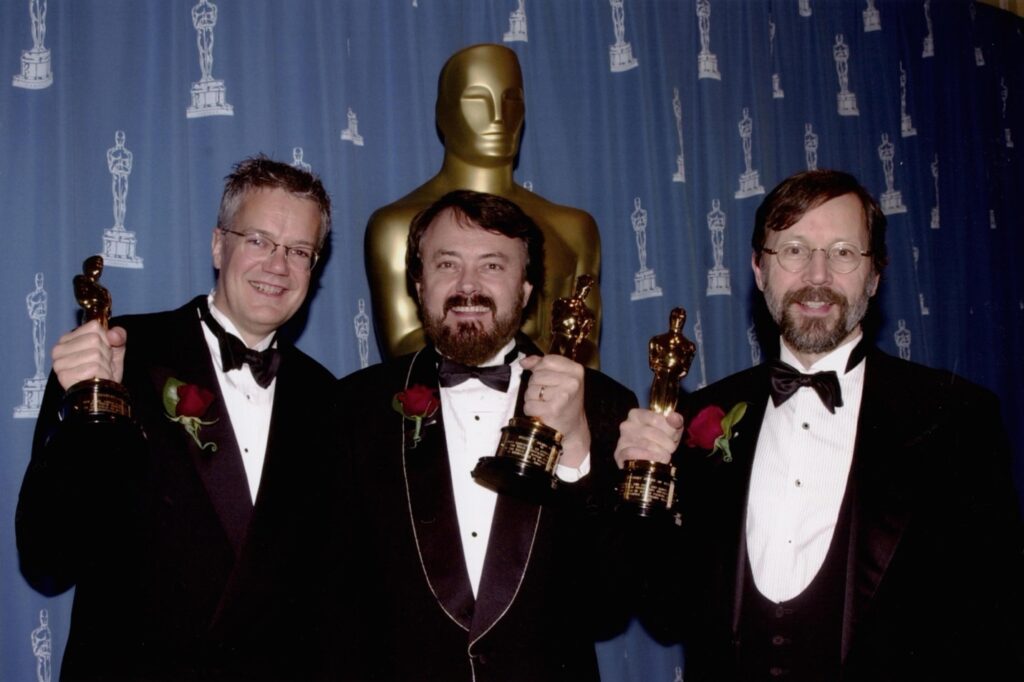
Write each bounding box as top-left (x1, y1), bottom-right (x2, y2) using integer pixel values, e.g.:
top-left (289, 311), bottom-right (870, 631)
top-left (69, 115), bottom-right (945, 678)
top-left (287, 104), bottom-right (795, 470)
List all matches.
top-left (60, 377), bottom-right (134, 425)
top-left (618, 459), bottom-right (677, 519)
top-left (472, 416), bottom-right (562, 501)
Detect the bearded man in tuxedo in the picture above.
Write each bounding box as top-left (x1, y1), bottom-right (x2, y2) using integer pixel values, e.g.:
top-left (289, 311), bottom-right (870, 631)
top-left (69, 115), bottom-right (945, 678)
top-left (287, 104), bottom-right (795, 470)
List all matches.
top-left (615, 169), bottom-right (1022, 681)
top-left (337, 189), bottom-right (635, 681)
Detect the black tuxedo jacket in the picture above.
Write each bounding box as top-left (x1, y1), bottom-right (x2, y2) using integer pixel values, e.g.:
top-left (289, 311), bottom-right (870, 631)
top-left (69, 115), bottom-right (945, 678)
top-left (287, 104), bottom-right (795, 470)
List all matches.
top-left (16, 296), bottom-right (338, 681)
top-left (639, 346), bottom-right (1022, 681)
top-left (333, 342), bottom-right (636, 681)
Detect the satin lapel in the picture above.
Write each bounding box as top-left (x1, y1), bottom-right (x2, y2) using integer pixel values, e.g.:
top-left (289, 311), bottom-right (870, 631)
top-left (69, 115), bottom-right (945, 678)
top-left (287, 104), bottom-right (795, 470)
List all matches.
top-left (258, 350), bottom-right (305, 509)
top-left (470, 484), bottom-right (542, 643)
top-left (720, 383), bottom-right (770, 639)
top-left (148, 304), bottom-right (252, 558)
top-left (210, 347), bottom-right (307, 630)
top-left (841, 352), bottom-right (918, 662)
top-left (468, 334), bottom-right (543, 641)
top-left (401, 348), bottom-right (475, 631)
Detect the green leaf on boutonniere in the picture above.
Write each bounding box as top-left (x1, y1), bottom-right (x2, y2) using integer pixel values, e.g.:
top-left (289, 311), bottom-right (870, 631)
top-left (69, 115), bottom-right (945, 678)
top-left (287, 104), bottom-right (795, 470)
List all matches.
top-left (162, 377), bottom-right (185, 416)
top-left (711, 402), bottom-right (748, 463)
top-left (162, 377), bottom-right (219, 452)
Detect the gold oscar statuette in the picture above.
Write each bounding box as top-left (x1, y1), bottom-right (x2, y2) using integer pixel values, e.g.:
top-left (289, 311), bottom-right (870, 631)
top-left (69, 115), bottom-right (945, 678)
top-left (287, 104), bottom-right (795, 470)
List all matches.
top-left (471, 275), bottom-right (596, 500)
top-left (59, 256), bottom-right (134, 424)
top-left (619, 307), bottom-right (695, 518)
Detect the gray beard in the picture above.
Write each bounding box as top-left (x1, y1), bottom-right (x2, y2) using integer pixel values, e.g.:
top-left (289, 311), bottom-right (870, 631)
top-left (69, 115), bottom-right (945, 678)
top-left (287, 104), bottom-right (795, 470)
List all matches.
top-left (765, 283), bottom-right (870, 356)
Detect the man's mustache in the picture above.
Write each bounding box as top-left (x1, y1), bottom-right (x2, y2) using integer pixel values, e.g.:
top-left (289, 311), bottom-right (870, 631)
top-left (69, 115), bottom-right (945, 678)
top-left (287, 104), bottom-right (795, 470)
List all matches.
top-left (784, 286), bottom-right (845, 307)
top-left (444, 294), bottom-right (496, 315)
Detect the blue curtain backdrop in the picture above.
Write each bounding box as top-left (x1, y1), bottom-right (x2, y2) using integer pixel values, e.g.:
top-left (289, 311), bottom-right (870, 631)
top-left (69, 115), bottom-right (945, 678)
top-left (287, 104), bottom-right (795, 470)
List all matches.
top-left (2, 1), bottom-right (1021, 679)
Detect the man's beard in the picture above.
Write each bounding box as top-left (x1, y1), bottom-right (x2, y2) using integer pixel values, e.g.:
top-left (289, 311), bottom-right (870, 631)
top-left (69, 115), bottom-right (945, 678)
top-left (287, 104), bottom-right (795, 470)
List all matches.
top-left (423, 292), bottom-right (524, 366)
top-left (764, 281), bottom-right (871, 356)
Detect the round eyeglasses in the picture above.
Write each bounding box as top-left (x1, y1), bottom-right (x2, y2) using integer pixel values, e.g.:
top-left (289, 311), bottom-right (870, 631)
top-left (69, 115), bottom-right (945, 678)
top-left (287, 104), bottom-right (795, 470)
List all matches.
top-left (761, 241), bottom-right (871, 274)
top-left (219, 228), bottom-right (319, 271)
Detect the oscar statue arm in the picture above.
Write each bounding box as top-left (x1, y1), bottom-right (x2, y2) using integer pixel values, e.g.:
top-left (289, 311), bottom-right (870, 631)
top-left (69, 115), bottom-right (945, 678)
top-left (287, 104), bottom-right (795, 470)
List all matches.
top-left (525, 196), bottom-right (602, 368)
top-left (364, 204), bottom-right (427, 359)
top-left (572, 210), bottom-right (602, 368)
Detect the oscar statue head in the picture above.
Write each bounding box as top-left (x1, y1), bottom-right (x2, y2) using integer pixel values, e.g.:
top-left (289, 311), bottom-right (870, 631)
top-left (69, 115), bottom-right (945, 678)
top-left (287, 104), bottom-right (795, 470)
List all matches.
top-left (436, 44), bottom-right (525, 168)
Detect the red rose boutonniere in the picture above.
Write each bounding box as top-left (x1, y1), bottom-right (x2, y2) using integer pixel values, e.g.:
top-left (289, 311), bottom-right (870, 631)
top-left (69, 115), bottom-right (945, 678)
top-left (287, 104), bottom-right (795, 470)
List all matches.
top-left (393, 385), bottom-right (440, 449)
top-left (163, 378), bottom-right (219, 452)
top-left (685, 402), bottom-right (748, 463)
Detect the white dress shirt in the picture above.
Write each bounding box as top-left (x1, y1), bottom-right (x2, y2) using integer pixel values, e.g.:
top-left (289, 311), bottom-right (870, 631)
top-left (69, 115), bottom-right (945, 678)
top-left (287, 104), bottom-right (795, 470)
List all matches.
top-left (745, 334), bottom-right (866, 602)
top-left (200, 293), bottom-right (276, 503)
top-left (440, 340), bottom-right (589, 597)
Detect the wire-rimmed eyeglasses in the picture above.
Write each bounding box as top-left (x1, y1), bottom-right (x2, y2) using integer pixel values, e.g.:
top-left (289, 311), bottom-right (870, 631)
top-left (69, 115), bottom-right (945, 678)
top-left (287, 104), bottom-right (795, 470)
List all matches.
top-left (761, 241), bottom-right (871, 274)
top-left (219, 228), bottom-right (320, 271)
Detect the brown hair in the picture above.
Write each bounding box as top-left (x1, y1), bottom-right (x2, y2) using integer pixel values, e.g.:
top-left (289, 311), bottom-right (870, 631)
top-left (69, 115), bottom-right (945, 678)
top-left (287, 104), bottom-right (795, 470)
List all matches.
top-left (406, 190), bottom-right (544, 292)
top-left (752, 169), bottom-right (888, 273)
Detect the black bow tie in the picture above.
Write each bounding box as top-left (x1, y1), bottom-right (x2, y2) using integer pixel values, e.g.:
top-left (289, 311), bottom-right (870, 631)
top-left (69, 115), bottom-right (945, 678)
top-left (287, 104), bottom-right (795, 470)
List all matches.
top-left (199, 300), bottom-right (281, 389)
top-left (437, 345), bottom-right (521, 393)
top-left (768, 360), bottom-right (844, 414)
top-left (438, 358), bottom-right (512, 392)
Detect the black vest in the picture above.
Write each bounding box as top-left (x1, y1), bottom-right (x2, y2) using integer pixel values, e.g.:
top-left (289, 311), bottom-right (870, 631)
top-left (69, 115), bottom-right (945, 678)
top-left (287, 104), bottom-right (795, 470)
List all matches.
top-left (736, 490), bottom-right (852, 681)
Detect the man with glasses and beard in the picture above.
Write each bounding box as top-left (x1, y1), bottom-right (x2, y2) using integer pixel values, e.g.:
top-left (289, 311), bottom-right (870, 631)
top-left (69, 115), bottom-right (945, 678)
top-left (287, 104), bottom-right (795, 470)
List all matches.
top-left (615, 169), bottom-right (1021, 681)
top-left (334, 190), bottom-right (635, 681)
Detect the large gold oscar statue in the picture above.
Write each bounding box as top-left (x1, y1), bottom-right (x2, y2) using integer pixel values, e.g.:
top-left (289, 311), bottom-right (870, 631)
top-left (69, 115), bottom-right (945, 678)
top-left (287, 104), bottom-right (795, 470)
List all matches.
top-left (365, 43), bottom-right (602, 366)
